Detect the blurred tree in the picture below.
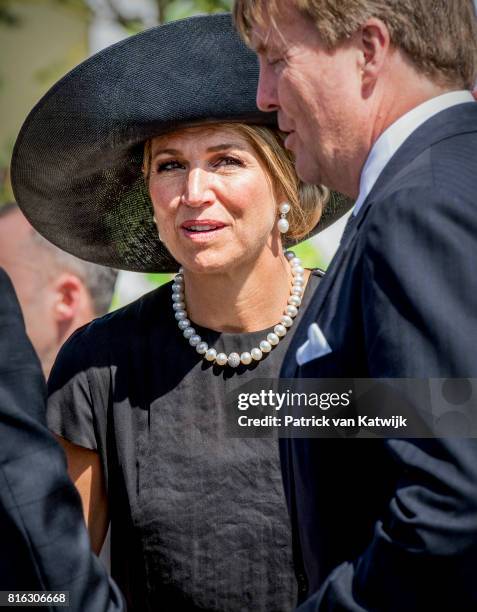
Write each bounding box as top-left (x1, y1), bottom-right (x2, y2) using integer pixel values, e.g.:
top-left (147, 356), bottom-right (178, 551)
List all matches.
top-left (0, 0), bottom-right (233, 205)
top-left (103, 0), bottom-right (232, 29)
top-left (0, 0), bottom-right (92, 27)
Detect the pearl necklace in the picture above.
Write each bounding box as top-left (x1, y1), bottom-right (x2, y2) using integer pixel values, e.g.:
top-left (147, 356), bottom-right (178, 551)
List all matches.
top-left (172, 251), bottom-right (305, 368)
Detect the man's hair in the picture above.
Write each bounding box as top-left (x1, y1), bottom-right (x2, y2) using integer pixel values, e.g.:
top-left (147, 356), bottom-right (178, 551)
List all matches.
top-left (0, 202), bottom-right (118, 316)
top-left (234, 0), bottom-right (477, 89)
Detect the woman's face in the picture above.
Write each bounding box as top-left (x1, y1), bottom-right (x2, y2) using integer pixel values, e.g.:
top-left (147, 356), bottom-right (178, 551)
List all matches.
top-left (148, 126), bottom-right (281, 274)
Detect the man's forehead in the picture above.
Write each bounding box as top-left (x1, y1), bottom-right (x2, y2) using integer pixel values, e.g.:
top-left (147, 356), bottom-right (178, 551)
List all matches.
top-left (248, 3), bottom-right (306, 53)
top-left (250, 20), bottom-right (283, 53)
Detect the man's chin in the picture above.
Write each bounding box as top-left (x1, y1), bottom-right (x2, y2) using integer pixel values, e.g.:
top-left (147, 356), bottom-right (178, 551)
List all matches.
top-left (295, 154), bottom-right (322, 186)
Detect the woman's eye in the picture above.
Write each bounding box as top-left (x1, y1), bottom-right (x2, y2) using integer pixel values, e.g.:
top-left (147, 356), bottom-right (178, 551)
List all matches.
top-left (156, 160), bottom-right (183, 172)
top-left (215, 156), bottom-right (244, 167)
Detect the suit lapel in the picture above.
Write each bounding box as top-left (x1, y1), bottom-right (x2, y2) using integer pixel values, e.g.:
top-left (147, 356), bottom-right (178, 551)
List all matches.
top-left (355, 102), bottom-right (477, 229)
top-left (281, 212), bottom-right (364, 378)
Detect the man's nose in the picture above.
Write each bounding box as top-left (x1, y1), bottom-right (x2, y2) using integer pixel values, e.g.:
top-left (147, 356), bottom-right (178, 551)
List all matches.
top-left (256, 60), bottom-right (279, 113)
top-left (182, 167), bottom-right (214, 207)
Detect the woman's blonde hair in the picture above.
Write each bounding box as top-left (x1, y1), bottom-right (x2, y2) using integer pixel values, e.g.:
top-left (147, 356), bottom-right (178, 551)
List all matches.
top-left (143, 122), bottom-right (328, 241)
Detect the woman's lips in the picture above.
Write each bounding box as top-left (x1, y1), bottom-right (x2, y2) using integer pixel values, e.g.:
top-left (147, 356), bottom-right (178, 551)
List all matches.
top-left (180, 220), bottom-right (227, 241)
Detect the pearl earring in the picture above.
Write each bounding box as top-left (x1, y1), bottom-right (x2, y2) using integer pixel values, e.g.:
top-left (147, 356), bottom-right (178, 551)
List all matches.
top-left (277, 202), bottom-right (290, 234)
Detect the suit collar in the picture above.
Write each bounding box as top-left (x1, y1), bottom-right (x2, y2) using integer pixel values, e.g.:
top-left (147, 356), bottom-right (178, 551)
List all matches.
top-left (357, 102), bottom-right (477, 223)
top-left (353, 92), bottom-right (474, 217)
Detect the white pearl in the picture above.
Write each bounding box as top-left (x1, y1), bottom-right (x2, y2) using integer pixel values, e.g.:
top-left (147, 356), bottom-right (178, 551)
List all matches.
top-left (189, 334), bottom-right (201, 347)
top-left (228, 352), bottom-right (241, 368)
top-left (196, 341), bottom-right (208, 354)
top-left (183, 327), bottom-right (195, 339)
top-left (216, 352), bottom-right (228, 366)
top-left (259, 340), bottom-right (272, 353)
top-left (205, 348), bottom-right (217, 362)
top-left (286, 305), bottom-right (298, 318)
top-left (277, 218), bottom-right (289, 233)
top-left (178, 267), bottom-right (184, 274)
top-left (279, 202), bottom-right (291, 214)
top-left (240, 352), bottom-right (252, 365)
top-left (288, 295), bottom-right (302, 307)
top-left (251, 348), bottom-right (263, 361)
top-left (274, 324), bottom-right (287, 337)
top-left (173, 248), bottom-right (305, 365)
top-left (281, 315), bottom-right (293, 328)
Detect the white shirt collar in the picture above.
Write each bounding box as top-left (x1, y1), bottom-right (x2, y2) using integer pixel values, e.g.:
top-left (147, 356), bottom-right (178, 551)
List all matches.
top-left (353, 90), bottom-right (474, 216)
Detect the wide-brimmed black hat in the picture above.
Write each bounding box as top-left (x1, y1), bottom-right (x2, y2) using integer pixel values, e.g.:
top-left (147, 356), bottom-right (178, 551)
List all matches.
top-left (11, 13), bottom-right (351, 273)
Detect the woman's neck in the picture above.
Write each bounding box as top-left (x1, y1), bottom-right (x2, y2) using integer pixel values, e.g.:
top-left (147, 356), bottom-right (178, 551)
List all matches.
top-left (182, 249), bottom-right (306, 333)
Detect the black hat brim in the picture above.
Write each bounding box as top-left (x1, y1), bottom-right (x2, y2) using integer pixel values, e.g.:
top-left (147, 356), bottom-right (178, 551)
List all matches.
top-left (12, 13), bottom-right (352, 273)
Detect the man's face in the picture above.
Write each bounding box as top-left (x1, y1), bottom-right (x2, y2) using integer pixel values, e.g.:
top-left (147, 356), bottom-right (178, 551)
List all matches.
top-left (251, 4), bottom-right (367, 196)
top-left (0, 210), bottom-right (55, 363)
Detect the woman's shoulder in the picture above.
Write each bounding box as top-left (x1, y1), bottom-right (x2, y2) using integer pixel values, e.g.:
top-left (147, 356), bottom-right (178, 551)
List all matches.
top-left (61, 281), bottom-right (174, 358)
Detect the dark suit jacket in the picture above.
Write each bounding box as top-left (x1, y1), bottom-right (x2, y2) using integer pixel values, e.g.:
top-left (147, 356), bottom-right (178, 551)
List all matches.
top-left (280, 103), bottom-right (477, 611)
top-left (0, 268), bottom-right (124, 611)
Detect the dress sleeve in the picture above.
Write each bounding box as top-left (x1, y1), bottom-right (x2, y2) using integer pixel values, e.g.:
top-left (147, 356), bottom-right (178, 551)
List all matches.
top-left (47, 326), bottom-right (99, 451)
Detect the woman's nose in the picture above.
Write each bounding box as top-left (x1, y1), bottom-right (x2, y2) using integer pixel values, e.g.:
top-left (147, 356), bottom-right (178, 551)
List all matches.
top-left (182, 167), bottom-right (214, 207)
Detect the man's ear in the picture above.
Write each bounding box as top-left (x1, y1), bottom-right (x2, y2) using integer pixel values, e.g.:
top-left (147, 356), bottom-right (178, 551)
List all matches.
top-left (52, 273), bottom-right (83, 322)
top-left (359, 17), bottom-right (391, 94)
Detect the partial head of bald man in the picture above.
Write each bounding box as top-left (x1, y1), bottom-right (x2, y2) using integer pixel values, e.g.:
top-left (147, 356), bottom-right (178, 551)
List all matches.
top-left (0, 203), bottom-right (117, 377)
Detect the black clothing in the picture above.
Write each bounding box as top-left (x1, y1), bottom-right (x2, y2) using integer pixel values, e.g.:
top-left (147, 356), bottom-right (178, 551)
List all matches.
top-left (0, 268), bottom-right (124, 612)
top-left (48, 272), bottom-right (321, 611)
top-left (281, 103), bottom-right (477, 611)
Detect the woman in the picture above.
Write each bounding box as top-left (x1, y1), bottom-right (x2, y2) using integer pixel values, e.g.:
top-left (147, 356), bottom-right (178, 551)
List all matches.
top-left (12, 14), bottom-right (350, 612)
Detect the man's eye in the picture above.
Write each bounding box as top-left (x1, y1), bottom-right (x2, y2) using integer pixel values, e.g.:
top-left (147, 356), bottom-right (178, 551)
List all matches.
top-left (156, 160), bottom-right (183, 172)
top-left (266, 56), bottom-right (281, 66)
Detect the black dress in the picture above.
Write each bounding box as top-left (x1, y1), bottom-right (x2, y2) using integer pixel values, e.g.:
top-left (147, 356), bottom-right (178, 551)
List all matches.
top-left (47, 272), bottom-right (322, 612)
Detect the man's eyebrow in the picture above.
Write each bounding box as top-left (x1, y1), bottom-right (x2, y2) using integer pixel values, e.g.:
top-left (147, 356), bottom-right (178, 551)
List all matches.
top-left (253, 40), bottom-right (268, 54)
top-left (250, 28), bottom-right (273, 54)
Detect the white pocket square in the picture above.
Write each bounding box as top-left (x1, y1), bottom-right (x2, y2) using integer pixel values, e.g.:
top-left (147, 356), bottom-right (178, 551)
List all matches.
top-left (296, 323), bottom-right (332, 366)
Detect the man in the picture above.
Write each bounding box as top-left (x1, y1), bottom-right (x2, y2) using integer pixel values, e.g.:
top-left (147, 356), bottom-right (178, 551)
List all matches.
top-left (0, 202), bottom-right (117, 377)
top-left (0, 268), bottom-right (124, 609)
top-left (234, 0), bottom-right (477, 610)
